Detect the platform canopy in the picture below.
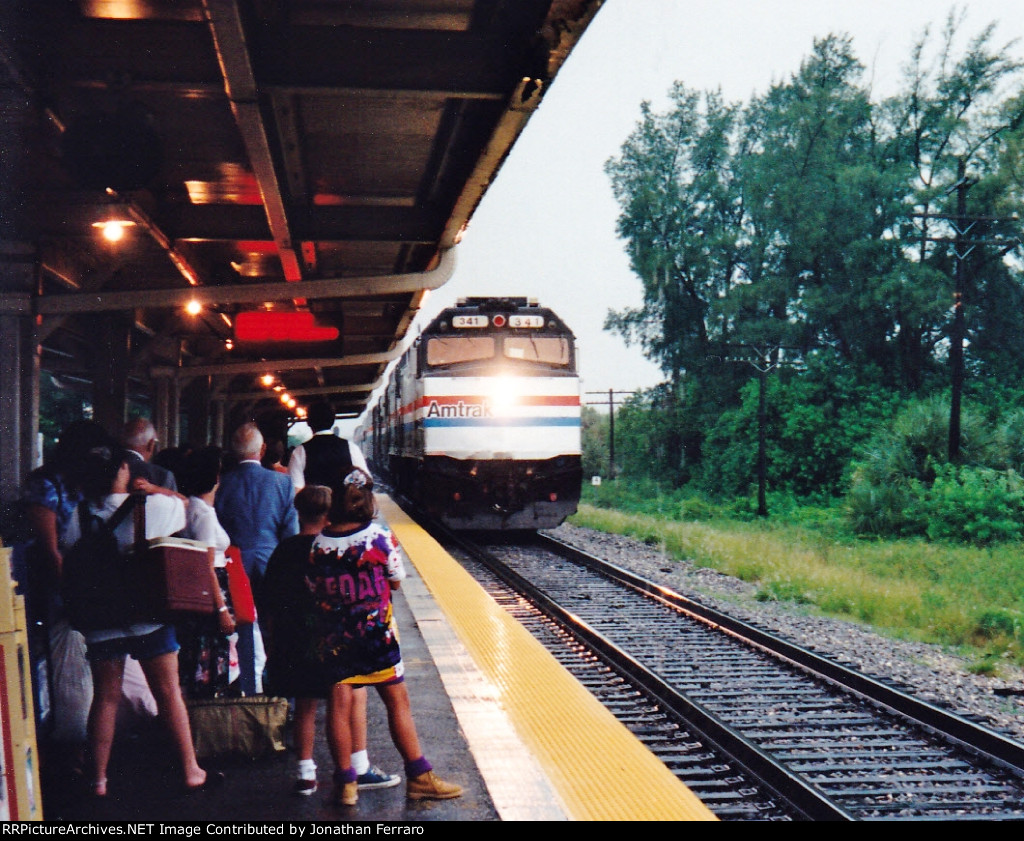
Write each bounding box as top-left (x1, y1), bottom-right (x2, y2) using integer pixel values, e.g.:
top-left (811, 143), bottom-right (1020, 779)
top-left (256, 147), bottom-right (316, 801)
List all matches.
top-left (0, 0), bottom-right (601, 437)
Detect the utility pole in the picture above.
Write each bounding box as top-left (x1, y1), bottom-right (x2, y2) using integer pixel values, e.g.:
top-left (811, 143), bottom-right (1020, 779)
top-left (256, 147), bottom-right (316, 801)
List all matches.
top-left (949, 158), bottom-right (969, 465)
top-left (914, 158), bottom-right (1021, 463)
top-left (714, 343), bottom-right (795, 517)
top-left (585, 389), bottom-right (634, 479)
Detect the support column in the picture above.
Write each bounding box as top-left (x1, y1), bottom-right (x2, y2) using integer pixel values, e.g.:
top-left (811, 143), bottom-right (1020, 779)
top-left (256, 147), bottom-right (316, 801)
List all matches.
top-left (168, 377), bottom-right (181, 448)
top-left (154, 376), bottom-right (170, 449)
top-left (212, 397), bottom-right (226, 448)
top-left (0, 243), bottom-right (37, 505)
top-left (91, 313), bottom-right (131, 435)
top-left (0, 313), bottom-right (38, 503)
top-left (0, 315), bottom-right (24, 505)
top-left (180, 376), bottom-right (212, 447)
top-left (22, 315), bottom-right (40, 471)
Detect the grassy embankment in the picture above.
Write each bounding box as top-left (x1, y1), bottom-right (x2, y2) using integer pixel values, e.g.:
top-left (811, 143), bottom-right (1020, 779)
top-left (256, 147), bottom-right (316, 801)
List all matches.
top-left (570, 487), bottom-right (1024, 673)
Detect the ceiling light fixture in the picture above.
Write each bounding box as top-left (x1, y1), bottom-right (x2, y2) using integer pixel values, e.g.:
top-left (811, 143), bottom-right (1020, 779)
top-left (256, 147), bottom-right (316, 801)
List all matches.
top-left (93, 219), bottom-right (135, 242)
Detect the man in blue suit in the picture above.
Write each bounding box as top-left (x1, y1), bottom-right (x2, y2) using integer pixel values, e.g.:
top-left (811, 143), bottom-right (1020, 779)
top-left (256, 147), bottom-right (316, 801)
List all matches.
top-left (216, 422), bottom-right (298, 694)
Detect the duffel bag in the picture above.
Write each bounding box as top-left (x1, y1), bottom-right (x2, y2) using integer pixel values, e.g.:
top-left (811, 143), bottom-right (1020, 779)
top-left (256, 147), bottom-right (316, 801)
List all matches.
top-left (186, 696), bottom-right (289, 761)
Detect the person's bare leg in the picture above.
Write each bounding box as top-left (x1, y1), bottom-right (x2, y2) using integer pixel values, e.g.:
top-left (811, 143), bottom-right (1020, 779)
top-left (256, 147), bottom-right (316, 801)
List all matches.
top-left (375, 682), bottom-right (421, 761)
top-left (86, 657), bottom-right (125, 796)
top-left (327, 683), bottom-right (358, 805)
top-left (376, 681), bottom-right (461, 800)
top-left (326, 683), bottom-right (354, 770)
top-left (294, 697), bottom-right (318, 761)
top-left (351, 687), bottom-right (368, 755)
top-left (139, 651), bottom-right (206, 788)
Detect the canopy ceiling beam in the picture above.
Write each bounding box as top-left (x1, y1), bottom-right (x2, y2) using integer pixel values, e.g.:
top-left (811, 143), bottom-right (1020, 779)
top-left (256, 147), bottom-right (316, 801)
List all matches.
top-left (228, 381), bottom-right (383, 402)
top-left (66, 18), bottom-right (514, 99)
top-left (30, 204), bottom-right (443, 244)
top-left (203, 0), bottom-right (302, 282)
top-left (152, 349), bottom-right (400, 379)
top-left (35, 248), bottom-right (455, 315)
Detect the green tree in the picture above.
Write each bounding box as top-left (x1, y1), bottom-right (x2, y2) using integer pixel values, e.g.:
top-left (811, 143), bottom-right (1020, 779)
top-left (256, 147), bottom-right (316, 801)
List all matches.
top-left (887, 15), bottom-right (1024, 390)
top-left (605, 21), bottom-right (1024, 502)
top-left (580, 405), bottom-right (608, 480)
top-left (605, 87), bottom-right (749, 476)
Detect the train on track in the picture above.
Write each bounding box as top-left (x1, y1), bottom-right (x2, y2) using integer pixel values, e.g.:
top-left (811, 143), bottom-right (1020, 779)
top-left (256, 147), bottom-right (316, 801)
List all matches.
top-left (357, 297), bottom-right (582, 529)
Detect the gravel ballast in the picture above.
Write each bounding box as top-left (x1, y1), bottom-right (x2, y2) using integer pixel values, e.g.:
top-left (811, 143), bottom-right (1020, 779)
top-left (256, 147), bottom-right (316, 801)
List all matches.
top-left (548, 521), bottom-right (1024, 742)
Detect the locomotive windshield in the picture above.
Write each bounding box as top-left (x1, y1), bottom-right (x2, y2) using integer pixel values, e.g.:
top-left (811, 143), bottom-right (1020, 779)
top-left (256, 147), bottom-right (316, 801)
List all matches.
top-left (424, 334), bottom-right (573, 371)
top-left (425, 336), bottom-right (495, 366)
top-left (503, 336), bottom-right (570, 366)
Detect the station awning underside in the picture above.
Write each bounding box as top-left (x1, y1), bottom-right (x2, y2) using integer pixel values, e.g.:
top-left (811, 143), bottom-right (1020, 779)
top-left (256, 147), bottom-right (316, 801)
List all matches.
top-left (0, 0), bottom-right (601, 420)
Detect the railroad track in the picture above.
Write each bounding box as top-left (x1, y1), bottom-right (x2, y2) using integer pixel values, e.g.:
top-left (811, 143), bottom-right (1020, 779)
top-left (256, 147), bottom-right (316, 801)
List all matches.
top-left (435, 526), bottom-right (1024, 821)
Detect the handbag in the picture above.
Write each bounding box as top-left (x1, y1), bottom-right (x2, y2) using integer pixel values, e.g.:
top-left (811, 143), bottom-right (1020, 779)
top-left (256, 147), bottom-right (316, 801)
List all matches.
top-left (224, 546), bottom-right (256, 624)
top-left (186, 696), bottom-right (288, 761)
top-left (131, 495), bottom-right (217, 619)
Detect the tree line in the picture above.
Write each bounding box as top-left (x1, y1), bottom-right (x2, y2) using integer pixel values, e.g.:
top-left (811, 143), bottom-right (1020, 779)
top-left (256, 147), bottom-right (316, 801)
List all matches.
top-left (600, 15), bottom-right (1024, 541)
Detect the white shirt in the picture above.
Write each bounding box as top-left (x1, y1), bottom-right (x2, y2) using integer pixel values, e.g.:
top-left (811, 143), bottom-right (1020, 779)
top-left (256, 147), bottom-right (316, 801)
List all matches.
top-left (288, 431), bottom-right (368, 491)
top-left (65, 493), bottom-right (186, 552)
top-left (65, 493), bottom-right (186, 643)
top-left (182, 496), bottom-right (230, 567)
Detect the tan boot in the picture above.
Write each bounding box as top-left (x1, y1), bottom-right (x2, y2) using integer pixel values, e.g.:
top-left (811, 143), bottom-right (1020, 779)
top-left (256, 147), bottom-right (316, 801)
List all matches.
top-left (406, 770), bottom-right (463, 800)
top-left (334, 780), bottom-right (358, 807)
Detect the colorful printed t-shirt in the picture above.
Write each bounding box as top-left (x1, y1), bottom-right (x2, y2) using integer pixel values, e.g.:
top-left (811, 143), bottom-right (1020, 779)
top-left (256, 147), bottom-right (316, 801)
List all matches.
top-left (305, 523), bottom-right (405, 684)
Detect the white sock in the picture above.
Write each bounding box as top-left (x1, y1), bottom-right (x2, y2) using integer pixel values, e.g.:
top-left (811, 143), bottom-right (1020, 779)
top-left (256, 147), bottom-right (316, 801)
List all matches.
top-left (297, 759), bottom-right (317, 781)
top-left (351, 750), bottom-right (369, 776)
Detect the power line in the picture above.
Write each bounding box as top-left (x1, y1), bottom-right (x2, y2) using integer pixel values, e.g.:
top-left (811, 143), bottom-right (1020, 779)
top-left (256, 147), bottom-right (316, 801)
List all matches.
top-left (585, 389), bottom-right (635, 478)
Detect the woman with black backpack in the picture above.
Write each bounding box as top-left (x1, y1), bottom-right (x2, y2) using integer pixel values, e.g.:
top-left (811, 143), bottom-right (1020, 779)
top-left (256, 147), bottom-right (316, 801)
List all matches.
top-left (62, 443), bottom-right (219, 797)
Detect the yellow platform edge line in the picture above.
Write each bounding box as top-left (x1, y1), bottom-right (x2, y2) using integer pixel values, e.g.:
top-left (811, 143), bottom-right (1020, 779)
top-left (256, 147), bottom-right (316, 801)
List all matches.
top-left (379, 498), bottom-right (716, 822)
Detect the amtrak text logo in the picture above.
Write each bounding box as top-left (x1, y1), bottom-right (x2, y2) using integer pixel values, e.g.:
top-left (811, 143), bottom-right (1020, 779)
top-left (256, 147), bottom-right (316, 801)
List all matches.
top-left (425, 400), bottom-right (493, 418)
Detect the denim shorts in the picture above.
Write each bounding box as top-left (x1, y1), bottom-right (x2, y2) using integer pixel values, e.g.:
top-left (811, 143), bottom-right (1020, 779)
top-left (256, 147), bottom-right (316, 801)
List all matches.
top-left (85, 625), bottom-right (179, 663)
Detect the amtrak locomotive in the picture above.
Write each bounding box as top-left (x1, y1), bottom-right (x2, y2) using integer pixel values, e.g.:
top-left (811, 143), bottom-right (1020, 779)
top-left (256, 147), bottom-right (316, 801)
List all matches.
top-left (358, 297), bottom-right (582, 529)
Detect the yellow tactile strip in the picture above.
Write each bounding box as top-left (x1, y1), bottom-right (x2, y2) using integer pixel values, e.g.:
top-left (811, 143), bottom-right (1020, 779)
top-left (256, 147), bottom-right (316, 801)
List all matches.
top-left (379, 497), bottom-right (717, 822)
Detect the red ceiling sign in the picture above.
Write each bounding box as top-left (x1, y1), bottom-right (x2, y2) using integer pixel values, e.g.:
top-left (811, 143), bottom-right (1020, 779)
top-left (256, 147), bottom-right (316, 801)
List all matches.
top-left (235, 311), bottom-right (339, 342)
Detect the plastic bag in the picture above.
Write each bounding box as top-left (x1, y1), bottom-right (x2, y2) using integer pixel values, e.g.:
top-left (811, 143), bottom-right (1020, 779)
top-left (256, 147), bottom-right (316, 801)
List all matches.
top-left (48, 619), bottom-right (92, 743)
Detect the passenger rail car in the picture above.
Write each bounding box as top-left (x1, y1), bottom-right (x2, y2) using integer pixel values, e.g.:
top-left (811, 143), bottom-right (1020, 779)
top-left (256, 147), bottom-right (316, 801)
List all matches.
top-left (360, 297), bottom-right (582, 529)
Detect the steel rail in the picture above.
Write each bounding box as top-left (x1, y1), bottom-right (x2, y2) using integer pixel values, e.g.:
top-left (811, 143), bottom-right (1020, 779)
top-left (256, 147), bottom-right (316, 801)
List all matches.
top-left (537, 532), bottom-right (1024, 774)
top-left (442, 528), bottom-right (853, 821)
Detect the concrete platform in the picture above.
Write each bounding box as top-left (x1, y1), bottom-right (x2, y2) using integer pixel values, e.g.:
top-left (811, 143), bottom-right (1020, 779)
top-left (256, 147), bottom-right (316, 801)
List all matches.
top-left (42, 557), bottom-right (503, 822)
top-left (38, 498), bottom-right (712, 823)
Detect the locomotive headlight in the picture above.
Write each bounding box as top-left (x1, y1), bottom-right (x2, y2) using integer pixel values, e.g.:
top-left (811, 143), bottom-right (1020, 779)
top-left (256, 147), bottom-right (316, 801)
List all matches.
top-left (486, 375), bottom-right (521, 415)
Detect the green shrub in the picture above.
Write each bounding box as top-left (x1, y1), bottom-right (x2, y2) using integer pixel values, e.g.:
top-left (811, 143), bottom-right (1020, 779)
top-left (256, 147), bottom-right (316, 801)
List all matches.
top-left (906, 465), bottom-right (1024, 545)
top-left (973, 608), bottom-right (1021, 641)
top-left (845, 396), bottom-right (1024, 542)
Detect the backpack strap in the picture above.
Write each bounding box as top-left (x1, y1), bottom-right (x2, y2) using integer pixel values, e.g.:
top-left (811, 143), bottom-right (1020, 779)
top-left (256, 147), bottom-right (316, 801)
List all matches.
top-left (77, 495), bottom-right (137, 544)
top-left (109, 494), bottom-right (138, 532)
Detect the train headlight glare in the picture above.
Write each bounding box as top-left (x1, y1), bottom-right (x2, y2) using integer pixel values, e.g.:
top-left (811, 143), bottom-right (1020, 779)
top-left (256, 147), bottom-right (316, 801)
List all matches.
top-left (486, 375), bottom-right (520, 414)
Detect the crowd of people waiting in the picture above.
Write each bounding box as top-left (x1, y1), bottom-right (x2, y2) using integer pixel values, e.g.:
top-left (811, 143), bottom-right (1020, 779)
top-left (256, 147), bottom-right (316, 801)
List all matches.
top-left (18, 402), bottom-right (462, 808)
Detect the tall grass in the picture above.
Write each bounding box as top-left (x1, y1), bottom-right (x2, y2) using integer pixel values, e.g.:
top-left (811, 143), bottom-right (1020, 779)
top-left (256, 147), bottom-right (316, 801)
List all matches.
top-left (570, 499), bottom-right (1024, 668)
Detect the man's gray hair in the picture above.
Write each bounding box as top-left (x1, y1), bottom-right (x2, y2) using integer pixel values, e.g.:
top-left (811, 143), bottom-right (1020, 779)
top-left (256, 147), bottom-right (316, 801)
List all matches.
top-left (123, 417), bottom-right (156, 451)
top-left (231, 422), bottom-right (264, 459)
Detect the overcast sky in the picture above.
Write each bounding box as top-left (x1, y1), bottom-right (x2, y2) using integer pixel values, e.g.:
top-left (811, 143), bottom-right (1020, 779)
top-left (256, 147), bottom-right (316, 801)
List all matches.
top-left (345, 0), bottom-right (1024, 430)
